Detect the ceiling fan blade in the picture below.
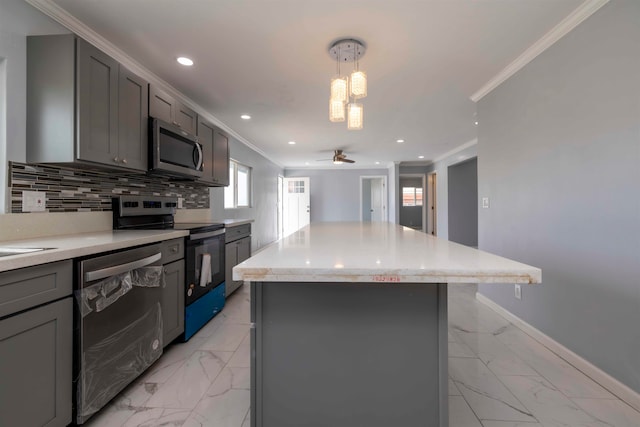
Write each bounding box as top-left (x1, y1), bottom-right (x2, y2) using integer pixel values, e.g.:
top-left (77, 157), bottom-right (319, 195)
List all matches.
top-left (342, 158), bottom-right (355, 163)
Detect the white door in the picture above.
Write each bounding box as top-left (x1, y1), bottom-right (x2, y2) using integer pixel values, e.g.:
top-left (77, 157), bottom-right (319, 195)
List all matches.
top-left (283, 177), bottom-right (310, 236)
top-left (361, 176), bottom-right (387, 222)
top-left (370, 179), bottom-right (384, 222)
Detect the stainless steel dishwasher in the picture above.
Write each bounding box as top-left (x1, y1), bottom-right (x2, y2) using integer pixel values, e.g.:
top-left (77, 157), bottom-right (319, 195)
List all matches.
top-left (74, 243), bottom-right (164, 424)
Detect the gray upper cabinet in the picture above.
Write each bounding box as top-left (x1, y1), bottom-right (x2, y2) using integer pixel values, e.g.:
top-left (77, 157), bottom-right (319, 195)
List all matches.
top-left (213, 128), bottom-right (230, 186)
top-left (149, 85), bottom-right (197, 134)
top-left (27, 35), bottom-right (148, 172)
top-left (197, 116), bottom-right (230, 186)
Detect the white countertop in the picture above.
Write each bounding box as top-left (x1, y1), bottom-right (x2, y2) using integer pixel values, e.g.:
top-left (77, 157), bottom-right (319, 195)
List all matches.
top-left (233, 222), bottom-right (541, 284)
top-left (218, 219), bottom-right (253, 227)
top-left (0, 230), bottom-right (188, 273)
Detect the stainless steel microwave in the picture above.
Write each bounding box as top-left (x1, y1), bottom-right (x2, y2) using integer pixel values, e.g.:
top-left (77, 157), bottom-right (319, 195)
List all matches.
top-left (149, 117), bottom-right (203, 178)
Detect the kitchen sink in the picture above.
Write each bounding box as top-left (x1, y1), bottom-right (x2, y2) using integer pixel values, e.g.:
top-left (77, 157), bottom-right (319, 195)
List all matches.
top-left (0, 247), bottom-right (53, 257)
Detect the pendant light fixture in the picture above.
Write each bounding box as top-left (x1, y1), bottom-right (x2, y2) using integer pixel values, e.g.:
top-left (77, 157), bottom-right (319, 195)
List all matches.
top-left (328, 39), bottom-right (367, 130)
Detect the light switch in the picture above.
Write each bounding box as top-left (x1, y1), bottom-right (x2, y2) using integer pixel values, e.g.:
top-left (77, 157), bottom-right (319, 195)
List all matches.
top-left (22, 190), bottom-right (46, 212)
top-left (482, 197), bottom-right (490, 209)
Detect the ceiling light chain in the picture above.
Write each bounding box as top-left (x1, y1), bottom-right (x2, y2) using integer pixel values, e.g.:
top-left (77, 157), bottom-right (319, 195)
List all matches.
top-left (328, 39), bottom-right (367, 129)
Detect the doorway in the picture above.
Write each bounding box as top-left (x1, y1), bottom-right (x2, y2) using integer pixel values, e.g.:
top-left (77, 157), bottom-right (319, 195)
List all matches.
top-left (283, 177), bottom-right (310, 236)
top-left (360, 176), bottom-right (387, 222)
top-left (399, 174), bottom-right (426, 231)
top-left (427, 173), bottom-right (437, 236)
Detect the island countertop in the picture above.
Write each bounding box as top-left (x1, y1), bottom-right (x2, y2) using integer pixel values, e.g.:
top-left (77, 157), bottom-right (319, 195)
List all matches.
top-left (233, 222), bottom-right (541, 284)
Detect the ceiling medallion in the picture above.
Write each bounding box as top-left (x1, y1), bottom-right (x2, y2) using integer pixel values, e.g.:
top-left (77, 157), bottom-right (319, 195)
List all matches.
top-left (328, 39), bottom-right (367, 130)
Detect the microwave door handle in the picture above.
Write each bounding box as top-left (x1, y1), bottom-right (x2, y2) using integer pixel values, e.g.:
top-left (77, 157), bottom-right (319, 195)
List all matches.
top-left (84, 252), bottom-right (162, 282)
top-left (194, 143), bottom-right (203, 170)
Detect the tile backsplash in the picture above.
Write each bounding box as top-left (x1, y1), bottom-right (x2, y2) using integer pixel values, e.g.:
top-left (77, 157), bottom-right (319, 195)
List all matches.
top-left (9, 162), bottom-right (211, 213)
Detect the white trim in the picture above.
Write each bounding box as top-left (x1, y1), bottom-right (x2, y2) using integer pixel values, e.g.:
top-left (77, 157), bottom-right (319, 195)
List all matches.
top-left (476, 292), bottom-right (640, 413)
top-left (432, 139), bottom-right (477, 164)
top-left (470, 0), bottom-right (610, 102)
top-left (24, 0), bottom-right (283, 169)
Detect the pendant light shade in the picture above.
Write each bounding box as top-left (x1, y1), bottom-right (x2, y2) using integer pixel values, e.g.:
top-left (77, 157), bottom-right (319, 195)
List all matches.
top-left (329, 98), bottom-right (346, 122)
top-left (328, 39), bottom-right (367, 130)
top-left (347, 103), bottom-right (363, 130)
top-left (350, 70), bottom-right (367, 99)
top-left (330, 76), bottom-right (348, 103)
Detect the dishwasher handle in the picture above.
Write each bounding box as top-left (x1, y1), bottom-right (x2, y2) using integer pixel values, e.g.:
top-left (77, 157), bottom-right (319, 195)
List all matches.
top-left (84, 252), bottom-right (162, 283)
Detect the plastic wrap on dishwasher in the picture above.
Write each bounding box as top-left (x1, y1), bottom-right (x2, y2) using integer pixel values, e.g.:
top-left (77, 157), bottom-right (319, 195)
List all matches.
top-left (76, 302), bottom-right (163, 421)
top-left (76, 272), bottom-right (133, 317)
top-left (131, 265), bottom-right (164, 288)
top-left (76, 267), bottom-right (164, 317)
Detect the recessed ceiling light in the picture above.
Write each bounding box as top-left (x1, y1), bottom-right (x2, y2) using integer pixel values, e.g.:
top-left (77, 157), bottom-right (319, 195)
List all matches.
top-left (396, 139), bottom-right (405, 143)
top-left (418, 155), bottom-right (425, 159)
top-left (176, 57), bottom-right (194, 66)
top-left (474, 121), bottom-right (479, 125)
top-left (288, 141), bottom-right (296, 145)
top-left (241, 114), bottom-right (251, 120)
top-left (375, 161), bottom-right (380, 165)
top-left (305, 162), bottom-right (310, 166)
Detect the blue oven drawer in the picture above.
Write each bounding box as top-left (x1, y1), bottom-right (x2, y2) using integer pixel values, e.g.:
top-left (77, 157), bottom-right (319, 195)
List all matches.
top-left (183, 282), bottom-right (225, 341)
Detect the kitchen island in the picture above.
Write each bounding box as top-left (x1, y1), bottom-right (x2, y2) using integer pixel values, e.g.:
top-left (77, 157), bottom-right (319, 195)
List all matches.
top-left (233, 222), bottom-right (541, 427)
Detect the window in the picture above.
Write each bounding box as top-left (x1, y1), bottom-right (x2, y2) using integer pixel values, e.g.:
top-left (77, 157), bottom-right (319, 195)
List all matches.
top-left (402, 187), bottom-right (423, 207)
top-left (224, 160), bottom-right (252, 208)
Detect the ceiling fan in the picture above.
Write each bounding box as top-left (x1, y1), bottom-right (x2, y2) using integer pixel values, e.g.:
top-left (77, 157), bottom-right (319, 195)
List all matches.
top-left (317, 150), bottom-right (356, 164)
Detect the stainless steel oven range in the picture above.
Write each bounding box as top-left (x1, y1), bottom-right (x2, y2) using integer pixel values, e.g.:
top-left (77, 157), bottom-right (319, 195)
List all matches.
top-left (112, 195), bottom-right (226, 341)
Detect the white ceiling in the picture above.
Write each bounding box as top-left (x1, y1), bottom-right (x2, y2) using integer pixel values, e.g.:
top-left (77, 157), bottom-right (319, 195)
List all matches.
top-left (47, 0), bottom-right (584, 168)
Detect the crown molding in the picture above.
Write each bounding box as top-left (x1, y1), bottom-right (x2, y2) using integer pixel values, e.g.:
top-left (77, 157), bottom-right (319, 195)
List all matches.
top-left (470, 0), bottom-right (610, 102)
top-left (23, 0), bottom-right (284, 169)
top-left (432, 139), bottom-right (477, 163)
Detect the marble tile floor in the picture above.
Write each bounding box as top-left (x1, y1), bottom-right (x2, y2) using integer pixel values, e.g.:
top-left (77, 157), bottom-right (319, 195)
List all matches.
top-left (85, 283), bottom-right (640, 427)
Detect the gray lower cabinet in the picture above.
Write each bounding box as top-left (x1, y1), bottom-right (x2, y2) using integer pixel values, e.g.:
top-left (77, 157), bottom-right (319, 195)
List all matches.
top-left (27, 34), bottom-right (148, 172)
top-left (225, 224), bottom-right (252, 296)
top-left (0, 262), bottom-right (73, 427)
top-left (161, 259), bottom-right (185, 346)
top-left (149, 85), bottom-right (197, 134)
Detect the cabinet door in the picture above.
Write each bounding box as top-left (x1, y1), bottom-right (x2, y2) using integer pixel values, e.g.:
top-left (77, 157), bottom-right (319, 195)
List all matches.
top-left (118, 66), bottom-right (149, 171)
top-left (149, 85), bottom-right (175, 124)
top-left (162, 259), bottom-right (185, 346)
top-left (237, 236), bottom-right (252, 264)
top-left (176, 102), bottom-right (197, 135)
top-left (0, 297), bottom-right (72, 427)
top-left (225, 243), bottom-right (238, 297)
top-left (197, 117), bottom-right (215, 184)
top-left (212, 128), bottom-right (230, 186)
top-left (76, 38), bottom-right (119, 166)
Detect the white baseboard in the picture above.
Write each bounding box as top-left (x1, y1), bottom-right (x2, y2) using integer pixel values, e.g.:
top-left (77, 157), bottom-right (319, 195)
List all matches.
top-left (476, 292), bottom-right (640, 413)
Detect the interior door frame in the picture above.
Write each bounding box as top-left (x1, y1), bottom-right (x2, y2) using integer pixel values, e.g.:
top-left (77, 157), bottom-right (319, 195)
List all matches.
top-left (427, 172), bottom-right (437, 236)
top-left (359, 175), bottom-right (388, 222)
top-left (399, 173), bottom-right (427, 232)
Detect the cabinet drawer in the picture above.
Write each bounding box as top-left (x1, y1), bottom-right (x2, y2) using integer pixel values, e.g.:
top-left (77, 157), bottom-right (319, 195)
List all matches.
top-left (0, 261), bottom-right (72, 318)
top-left (226, 224), bottom-right (251, 243)
top-left (161, 238), bottom-right (185, 264)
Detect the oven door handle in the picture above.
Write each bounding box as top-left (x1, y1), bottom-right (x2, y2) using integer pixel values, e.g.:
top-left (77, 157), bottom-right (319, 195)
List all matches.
top-left (84, 252), bottom-right (162, 282)
top-left (189, 229), bottom-right (225, 240)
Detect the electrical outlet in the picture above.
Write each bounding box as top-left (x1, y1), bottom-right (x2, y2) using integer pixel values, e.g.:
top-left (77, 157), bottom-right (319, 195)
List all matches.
top-left (482, 197), bottom-right (490, 209)
top-left (514, 284), bottom-right (522, 300)
top-left (22, 191), bottom-right (46, 212)
top-left (178, 197), bottom-right (184, 209)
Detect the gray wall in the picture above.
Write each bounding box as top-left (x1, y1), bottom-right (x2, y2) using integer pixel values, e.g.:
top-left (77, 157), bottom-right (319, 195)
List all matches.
top-left (447, 158), bottom-right (477, 247)
top-left (210, 138), bottom-right (283, 251)
top-left (362, 179), bottom-right (372, 222)
top-left (285, 168), bottom-right (389, 222)
top-left (0, 0), bottom-right (67, 212)
top-left (477, 1), bottom-right (640, 393)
